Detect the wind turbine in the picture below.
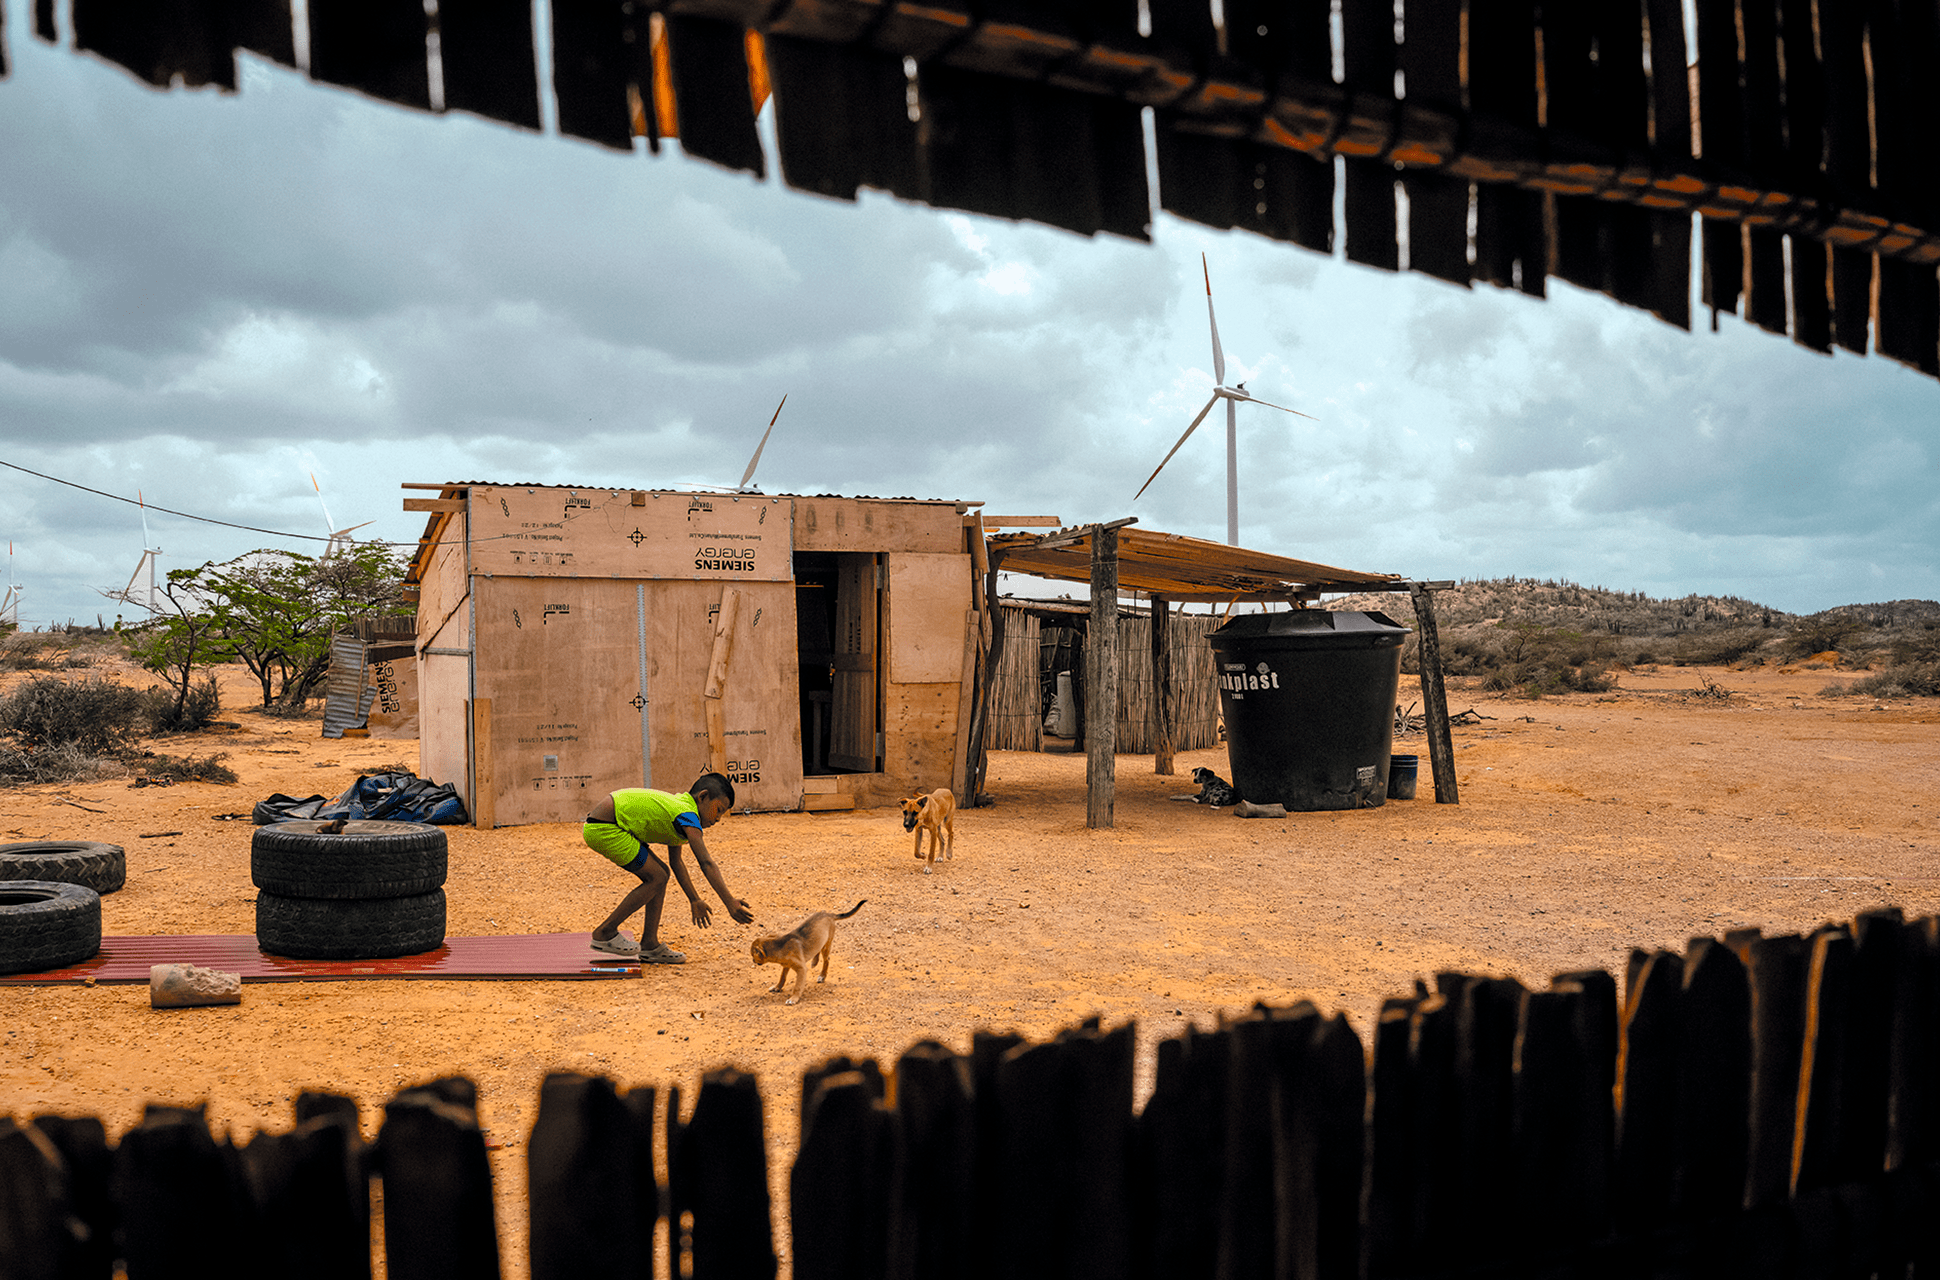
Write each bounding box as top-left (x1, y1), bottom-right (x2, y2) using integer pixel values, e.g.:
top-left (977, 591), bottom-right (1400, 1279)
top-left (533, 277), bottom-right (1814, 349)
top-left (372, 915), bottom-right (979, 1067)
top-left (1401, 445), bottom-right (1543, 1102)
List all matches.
top-left (1, 541), bottom-right (21, 628)
top-left (103, 491), bottom-right (163, 615)
top-left (1132, 254), bottom-right (1315, 546)
top-left (311, 473), bottom-right (373, 560)
top-left (735, 394), bottom-right (787, 493)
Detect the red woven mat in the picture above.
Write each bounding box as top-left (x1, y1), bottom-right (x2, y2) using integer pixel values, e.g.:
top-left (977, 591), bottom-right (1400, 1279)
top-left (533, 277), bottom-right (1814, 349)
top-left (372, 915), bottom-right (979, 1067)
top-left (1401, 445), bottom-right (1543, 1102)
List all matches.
top-left (1, 934), bottom-right (641, 984)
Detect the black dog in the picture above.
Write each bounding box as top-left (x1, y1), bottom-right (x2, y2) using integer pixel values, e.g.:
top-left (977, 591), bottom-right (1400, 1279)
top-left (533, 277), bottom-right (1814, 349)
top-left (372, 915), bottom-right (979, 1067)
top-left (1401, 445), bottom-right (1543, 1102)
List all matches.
top-left (1189, 767), bottom-right (1240, 806)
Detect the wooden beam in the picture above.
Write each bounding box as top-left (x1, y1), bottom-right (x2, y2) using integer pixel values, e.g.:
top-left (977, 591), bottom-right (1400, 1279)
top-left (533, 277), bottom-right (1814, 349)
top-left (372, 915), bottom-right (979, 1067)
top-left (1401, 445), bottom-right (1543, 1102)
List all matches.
top-left (401, 482), bottom-right (469, 491)
top-left (403, 498), bottom-right (466, 513)
top-left (1087, 525), bottom-right (1119, 829)
top-left (1409, 583), bottom-right (1460, 804)
top-left (1018, 514), bottom-right (1139, 554)
top-left (703, 589), bottom-right (742, 774)
top-left (1151, 593), bottom-right (1175, 776)
top-left (470, 698), bottom-right (495, 829)
top-left (979, 516), bottom-right (1063, 527)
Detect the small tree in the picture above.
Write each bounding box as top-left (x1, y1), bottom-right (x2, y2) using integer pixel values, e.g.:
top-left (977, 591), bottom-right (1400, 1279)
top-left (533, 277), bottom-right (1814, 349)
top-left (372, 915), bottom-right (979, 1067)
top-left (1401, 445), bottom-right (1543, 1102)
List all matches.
top-left (203, 545), bottom-right (410, 708)
top-left (125, 565), bottom-right (229, 729)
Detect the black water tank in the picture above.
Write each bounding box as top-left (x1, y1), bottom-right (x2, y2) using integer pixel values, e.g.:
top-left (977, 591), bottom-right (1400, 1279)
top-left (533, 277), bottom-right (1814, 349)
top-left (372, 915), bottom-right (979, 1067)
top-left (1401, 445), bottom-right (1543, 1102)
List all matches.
top-left (1207, 610), bottom-right (1410, 811)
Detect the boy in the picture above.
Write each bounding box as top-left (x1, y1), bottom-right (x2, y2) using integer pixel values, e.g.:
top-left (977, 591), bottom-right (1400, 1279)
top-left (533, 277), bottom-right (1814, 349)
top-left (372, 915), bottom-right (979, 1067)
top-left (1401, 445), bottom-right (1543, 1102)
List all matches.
top-left (583, 773), bottom-right (754, 963)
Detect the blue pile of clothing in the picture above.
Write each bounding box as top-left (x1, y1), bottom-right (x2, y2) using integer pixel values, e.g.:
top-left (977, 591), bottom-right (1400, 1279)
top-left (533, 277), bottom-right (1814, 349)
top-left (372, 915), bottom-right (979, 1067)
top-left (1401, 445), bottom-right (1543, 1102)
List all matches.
top-left (252, 770), bottom-right (469, 826)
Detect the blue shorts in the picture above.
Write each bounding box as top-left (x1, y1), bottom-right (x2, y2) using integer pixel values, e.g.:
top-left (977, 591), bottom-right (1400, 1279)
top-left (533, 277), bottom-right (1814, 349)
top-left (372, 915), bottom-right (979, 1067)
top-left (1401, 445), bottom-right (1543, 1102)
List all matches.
top-left (620, 845), bottom-right (666, 882)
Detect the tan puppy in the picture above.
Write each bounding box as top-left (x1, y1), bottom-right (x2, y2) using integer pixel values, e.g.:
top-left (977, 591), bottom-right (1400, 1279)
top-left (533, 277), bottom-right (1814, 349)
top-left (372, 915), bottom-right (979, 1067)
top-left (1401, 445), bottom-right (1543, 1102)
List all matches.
top-left (750, 901), bottom-right (865, 1005)
top-left (900, 788), bottom-right (956, 874)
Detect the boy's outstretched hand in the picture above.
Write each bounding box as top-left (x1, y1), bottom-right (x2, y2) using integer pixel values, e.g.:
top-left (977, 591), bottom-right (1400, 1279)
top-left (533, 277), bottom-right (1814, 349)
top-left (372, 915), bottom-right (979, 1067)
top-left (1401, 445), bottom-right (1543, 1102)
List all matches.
top-left (691, 898), bottom-right (755, 928)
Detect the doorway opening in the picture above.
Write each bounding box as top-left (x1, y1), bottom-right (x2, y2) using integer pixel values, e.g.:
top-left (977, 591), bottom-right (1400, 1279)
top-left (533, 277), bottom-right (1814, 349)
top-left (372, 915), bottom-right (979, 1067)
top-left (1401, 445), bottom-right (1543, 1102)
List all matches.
top-left (794, 551), bottom-right (882, 775)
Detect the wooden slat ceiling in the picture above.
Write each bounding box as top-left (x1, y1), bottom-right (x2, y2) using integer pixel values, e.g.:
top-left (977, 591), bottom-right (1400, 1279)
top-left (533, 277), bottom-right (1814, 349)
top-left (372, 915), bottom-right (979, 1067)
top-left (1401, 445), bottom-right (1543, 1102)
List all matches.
top-left (12, 0), bottom-right (1937, 378)
top-left (988, 525), bottom-right (1405, 603)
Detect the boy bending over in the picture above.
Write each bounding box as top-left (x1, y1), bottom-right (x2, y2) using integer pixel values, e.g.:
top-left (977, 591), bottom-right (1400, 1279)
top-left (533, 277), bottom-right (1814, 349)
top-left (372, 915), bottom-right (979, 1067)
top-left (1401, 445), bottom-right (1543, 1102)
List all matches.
top-left (583, 773), bottom-right (754, 963)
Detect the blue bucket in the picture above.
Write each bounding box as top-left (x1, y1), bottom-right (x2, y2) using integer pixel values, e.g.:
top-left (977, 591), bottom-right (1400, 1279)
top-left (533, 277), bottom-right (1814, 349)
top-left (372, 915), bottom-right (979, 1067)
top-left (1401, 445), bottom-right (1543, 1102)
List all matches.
top-left (1387, 754), bottom-right (1419, 800)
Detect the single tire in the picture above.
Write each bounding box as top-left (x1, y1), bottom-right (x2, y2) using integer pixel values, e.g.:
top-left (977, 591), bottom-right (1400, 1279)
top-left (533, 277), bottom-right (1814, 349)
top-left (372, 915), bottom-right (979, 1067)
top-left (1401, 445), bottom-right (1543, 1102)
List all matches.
top-left (0, 881), bottom-right (103, 975)
top-left (255, 889), bottom-right (447, 960)
top-left (251, 821), bottom-right (448, 899)
top-left (0, 841), bottom-right (126, 894)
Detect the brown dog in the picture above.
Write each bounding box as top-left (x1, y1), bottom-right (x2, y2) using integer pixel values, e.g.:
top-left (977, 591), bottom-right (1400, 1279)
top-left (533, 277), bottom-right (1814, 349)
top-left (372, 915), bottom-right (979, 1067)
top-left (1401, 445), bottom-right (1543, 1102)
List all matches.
top-left (750, 901), bottom-right (866, 1004)
top-left (900, 787), bottom-right (956, 874)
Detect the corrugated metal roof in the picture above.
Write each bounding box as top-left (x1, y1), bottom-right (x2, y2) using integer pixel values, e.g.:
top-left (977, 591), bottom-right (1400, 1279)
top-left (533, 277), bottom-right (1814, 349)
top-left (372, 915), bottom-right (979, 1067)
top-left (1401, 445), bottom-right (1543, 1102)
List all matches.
top-left (989, 525), bottom-right (1406, 604)
top-left (0, 934), bottom-right (642, 984)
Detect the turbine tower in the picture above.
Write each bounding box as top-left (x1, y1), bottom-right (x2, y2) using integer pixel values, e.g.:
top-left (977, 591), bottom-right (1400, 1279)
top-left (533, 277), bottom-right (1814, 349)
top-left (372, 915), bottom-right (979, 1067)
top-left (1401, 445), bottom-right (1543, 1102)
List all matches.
top-left (102, 491), bottom-right (164, 615)
top-left (1133, 254), bottom-right (1314, 546)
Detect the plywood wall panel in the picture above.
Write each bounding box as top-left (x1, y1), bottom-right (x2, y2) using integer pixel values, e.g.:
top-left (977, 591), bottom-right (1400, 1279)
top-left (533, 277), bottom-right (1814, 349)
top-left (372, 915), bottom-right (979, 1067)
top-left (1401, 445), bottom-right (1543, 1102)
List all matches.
top-left (645, 580), bottom-right (804, 813)
top-left (793, 498), bottom-right (966, 553)
top-left (367, 655), bottom-right (419, 739)
top-left (465, 486), bottom-right (793, 580)
top-left (419, 651), bottom-right (472, 803)
top-left (418, 537), bottom-right (469, 651)
top-left (471, 577), bottom-right (804, 823)
top-left (473, 578), bottom-right (645, 826)
top-left (886, 553), bottom-right (975, 684)
top-left (884, 681), bottom-right (960, 797)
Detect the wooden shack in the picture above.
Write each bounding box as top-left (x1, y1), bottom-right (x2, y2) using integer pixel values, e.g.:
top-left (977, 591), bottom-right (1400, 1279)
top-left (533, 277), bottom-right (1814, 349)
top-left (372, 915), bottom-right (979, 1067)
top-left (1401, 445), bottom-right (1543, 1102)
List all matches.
top-left (401, 484), bottom-right (985, 827)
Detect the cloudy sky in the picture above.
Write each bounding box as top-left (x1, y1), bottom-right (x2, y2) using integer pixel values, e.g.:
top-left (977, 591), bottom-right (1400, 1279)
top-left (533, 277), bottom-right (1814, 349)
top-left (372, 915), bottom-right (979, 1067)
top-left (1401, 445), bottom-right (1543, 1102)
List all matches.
top-left (2, 2), bottom-right (1935, 629)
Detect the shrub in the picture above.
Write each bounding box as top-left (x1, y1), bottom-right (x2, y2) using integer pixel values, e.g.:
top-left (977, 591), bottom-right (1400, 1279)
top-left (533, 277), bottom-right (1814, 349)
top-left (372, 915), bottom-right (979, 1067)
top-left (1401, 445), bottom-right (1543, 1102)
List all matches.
top-left (258, 699), bottom-right (318, 720)
top-left (139, 675), bottom-right (221, 734)
top-left (1671, 628), bottom-right (1769, 666)
top-left (0, 677), bottom-right (148, 752)
top-left (1782, 614), bottom-right (1867, 661)
top-left (0, 637), bottom-right (61, 671)
top-left (139, 752), bottom-right (238, 784)
top-left (0, 743), bottom-right (126, 786)
top-left (1843, 663), bottom-right (1940, 698)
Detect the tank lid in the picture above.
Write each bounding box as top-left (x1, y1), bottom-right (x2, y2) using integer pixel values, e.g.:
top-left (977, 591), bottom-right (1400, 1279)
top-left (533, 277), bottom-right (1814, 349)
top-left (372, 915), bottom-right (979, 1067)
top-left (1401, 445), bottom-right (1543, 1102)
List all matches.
top-left (1209, 609), bottom-right (1409, 637)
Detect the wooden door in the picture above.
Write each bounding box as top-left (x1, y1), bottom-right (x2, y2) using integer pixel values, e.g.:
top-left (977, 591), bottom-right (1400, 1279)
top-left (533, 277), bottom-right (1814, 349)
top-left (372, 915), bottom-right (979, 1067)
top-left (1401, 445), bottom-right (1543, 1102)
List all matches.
top-left (828, 553), bottom-right (879, 771)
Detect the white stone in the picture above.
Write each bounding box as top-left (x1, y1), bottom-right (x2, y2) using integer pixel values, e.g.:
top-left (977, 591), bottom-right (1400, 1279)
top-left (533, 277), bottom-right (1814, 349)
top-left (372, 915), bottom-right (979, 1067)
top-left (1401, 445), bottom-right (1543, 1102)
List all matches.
top-left (149, 963), bottom-right (243, 1008)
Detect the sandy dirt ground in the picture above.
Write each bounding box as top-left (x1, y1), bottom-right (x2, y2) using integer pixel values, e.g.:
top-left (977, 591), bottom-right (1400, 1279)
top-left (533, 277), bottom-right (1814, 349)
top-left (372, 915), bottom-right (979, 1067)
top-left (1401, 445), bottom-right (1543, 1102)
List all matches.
top-left (2, 657), bottom-right (1937, 1276)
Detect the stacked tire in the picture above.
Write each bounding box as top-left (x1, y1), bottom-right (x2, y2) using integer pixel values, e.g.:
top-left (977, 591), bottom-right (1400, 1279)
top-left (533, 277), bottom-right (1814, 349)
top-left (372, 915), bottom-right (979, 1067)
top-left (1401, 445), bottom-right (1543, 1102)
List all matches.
top-left (252, 821), bottom-right (448, 959)
top-left (0, 841), bottom-right (122, 975)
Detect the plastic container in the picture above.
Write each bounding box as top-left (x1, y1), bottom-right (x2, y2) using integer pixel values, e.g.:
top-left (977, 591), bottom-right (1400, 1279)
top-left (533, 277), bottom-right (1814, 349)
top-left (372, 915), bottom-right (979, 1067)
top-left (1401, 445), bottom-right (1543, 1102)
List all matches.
top-left (1207, 610), bottom-right (1410, 811)
top-left (1387, 754), bottom-right (1419, 800)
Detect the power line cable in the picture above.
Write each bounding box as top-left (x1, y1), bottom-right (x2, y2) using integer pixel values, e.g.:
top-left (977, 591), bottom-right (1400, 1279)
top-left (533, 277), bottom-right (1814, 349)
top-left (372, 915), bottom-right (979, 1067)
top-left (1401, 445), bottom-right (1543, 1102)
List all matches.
top-left (0, 457), bottom-right (362, 544)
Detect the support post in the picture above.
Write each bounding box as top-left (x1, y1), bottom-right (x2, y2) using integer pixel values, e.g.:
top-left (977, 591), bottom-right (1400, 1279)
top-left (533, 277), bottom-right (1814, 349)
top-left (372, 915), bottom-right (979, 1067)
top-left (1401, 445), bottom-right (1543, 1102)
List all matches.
top-left (968, 548), bottom-right (1007, 806)
top-left (470, 698), bottom-right (495, 828)
top-left (1151, 593), bottom-right (1175, 775)
top-left (1086, 526), bottom-right (1119, 829)
top-left (1408, 583), bottom-right (1459, 804)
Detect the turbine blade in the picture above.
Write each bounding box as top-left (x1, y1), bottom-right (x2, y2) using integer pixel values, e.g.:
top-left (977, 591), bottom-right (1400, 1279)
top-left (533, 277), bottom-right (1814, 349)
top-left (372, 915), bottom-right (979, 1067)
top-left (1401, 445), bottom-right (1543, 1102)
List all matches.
top-left (1133, 393), bottom-right (1221, 502)
top-left (1231, 392), bottom-right (1317, 420)
top-left (311, 472), bottom-right (337, 537)
top-left (739, 393), bottom-right (786, 490)
top-left (138, 489), bottom-right (152, 550)
top-left (121, 552), bottom-right (146, 598)
top-left (1204, 253), bottom-right (1226, 387)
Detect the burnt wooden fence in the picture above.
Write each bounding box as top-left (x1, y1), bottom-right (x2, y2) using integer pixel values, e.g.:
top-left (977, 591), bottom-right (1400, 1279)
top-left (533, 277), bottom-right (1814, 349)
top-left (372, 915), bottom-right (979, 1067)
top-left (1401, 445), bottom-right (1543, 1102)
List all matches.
top-left (8, 0), bottom-right (1937, 379)
top-left (4, 906), bottom-right (1939, 1279)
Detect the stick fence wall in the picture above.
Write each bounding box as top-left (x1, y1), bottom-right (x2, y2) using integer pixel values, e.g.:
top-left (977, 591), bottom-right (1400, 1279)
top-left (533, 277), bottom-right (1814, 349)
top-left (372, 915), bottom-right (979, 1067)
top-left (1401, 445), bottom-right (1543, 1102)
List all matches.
top-left (4, 907), bottom-right (1937, 1280)
top-left (987, 607), bottom-right (1224, 755)
top-left (35, 0), bottom-right (1940, 380)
